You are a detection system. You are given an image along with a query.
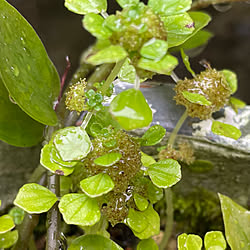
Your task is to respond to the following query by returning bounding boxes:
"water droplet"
[10,65,19,77]
[20,37,25,45]
[212,3,232,12]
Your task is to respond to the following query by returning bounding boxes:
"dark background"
[7,0,250,103]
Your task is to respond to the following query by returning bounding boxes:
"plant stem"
[170,71,180,83]
[191,0,247,10]
[134,74,140,90]
[81,111,93,129]
[159,189,174,250]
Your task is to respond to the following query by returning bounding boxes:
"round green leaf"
[118,58,137,84]
[0,230,18,249]
[141,151,156,168]
[59,193,101,226]
[148,159,181,188]
[137,238,158,250]
[182,91,211,106]
[83,13,112,40]
[65,0,107,14]
[8,207,25,225]
[0,77,44,147]
[140,38,168,60]
[86,45,127,65]
[54,126,91,161]
[94,152,122,167]
[80,173,114,197]
[211,121,242,140]
[141,125,166,146]
[178,233,203,250]
[116,0,139,8]
[137,54,178,75]
[0,215,15,234]
[134,193,149,211]
[204,231,227,250]
[68,234,123,250]
[13,183,58,214]
[221,69,237,94]
[0,0,60,126]
[110,88,152,130]
[40,144,75,176]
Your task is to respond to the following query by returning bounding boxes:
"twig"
[191,0,247,10]
[170,71,180,83]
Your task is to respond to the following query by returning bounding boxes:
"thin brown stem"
[191,0,247,10]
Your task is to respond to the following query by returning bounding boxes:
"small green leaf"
[147,182,163,204]
[204,231,227,250]
[148,159,181,188]
[218,193,250,250]
[141,151,156,167]
[118,58,137,84]
[116,0,139,8]
[182,91,211,106]
[65,0,107,14]
[140,38,168,60]
[126,205,160,239]
[104,15,122,32]
[109,88,152,130]
[40,144,75,176]
[137,54,178,75]
[178,233,203,250]
[80,173,114,197]
[14,183,58,214]
[211,121,242,140]
[94,152,122,167]
[0,230,18,249]
[188,160,214,173]
[148,0,192,16]
[68,234,123,250]
[86,45,127,65]
[59,193,101,226]
[83,13,112,39]
[134,193,148,211]
[0,0,60,126]
[54,126,91,161]
[221,69,237,94]
[137,238,158,250]
[180,48,195,77]
[141,125,166,146]
[0,215,15,234]
[229,97,246,113]
[8,207,25,225]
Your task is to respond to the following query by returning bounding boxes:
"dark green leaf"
[80,173,114,197]
[141,151,156,167]
[116,0,139,8]
[8,207,25,225]
[0,77,44,147]
[94,152,122,167]
[182,91,211,106]
[65,0,107,14]
[134,193,148,211]
[221,69,237,94]
[109,88,152,130]
[14,183,58,214]
[59,193,101,226]
[0,0,60,126]
[0,215,15,233]
[204,231,227,250]
[218,193,250,250]
[68,234,123,250]
[211,121,241,140]
[137,238,158,250]
[141,125,166,146]
[180,48,195,77]
[177,233,202,250]
[0,230,18,249]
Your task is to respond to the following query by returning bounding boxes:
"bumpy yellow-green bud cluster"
[65,79,87,114]
[174,68,231,120]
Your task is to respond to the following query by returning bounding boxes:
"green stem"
[134,74,140,90]
[81,111,93,129]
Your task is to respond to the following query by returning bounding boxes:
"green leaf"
[140,38,168,60]
[204,231,227,250]
[137,54,178,75]
[188,160,214,173]
[137,238,158,250]
[94,152,122,167]
[0,230,18,249]
[148,0,192,16]
[65,0,107,14]
[178,233,203,250]
[0,77,44,147]
[211,121,242,140]
[116,0,139,8]
[83,13,112,39]
[118,58,137,84]
[0,215,15,233]
[14,183,57,214]
[126,205,160,239]
[86,45,127,65]
[109,88,152,130]
[182,91,211,106]
[180,48,195,77]
[162,13,195,48]
[134,193,148,211]
[148,159,181,188]
[0,0,60,126]
[229,97,246,113]
[68,234,123,250]
[141,151,156,167]
[218,193,250,250]
[40,144,75,176]
[54,126,91,161]
[80,173,114,197]
[59,193,101,226]
[141,125,166,146]
[147,182,163,204]
[221,69,237,94]
[8,207,25,225]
